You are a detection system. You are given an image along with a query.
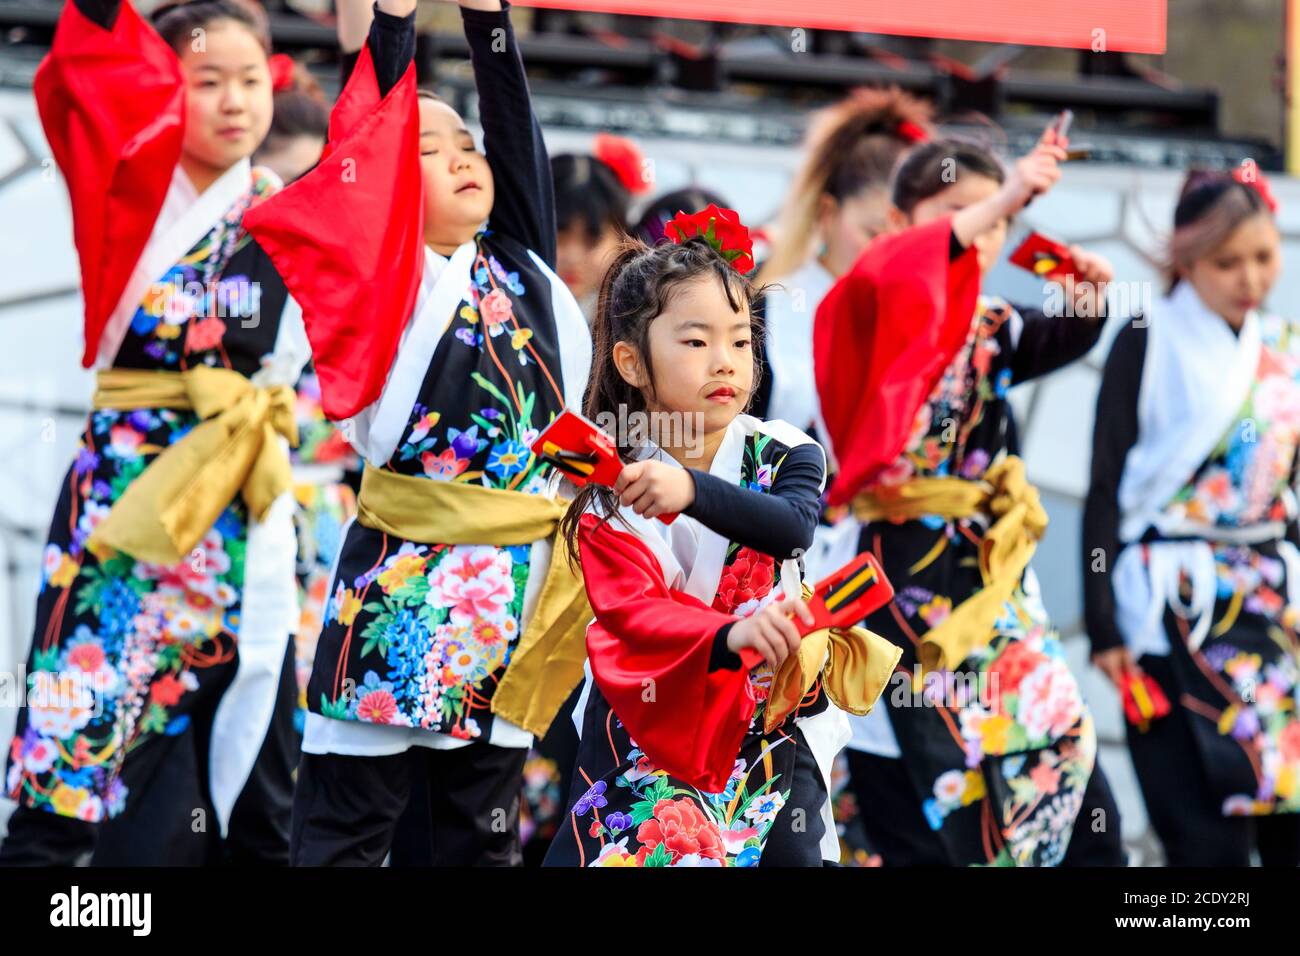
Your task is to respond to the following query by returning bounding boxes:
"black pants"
[393,686,587,868]
[845,748,1126,866]
[290,744,528,866]
[1129,654,1300,867]
[0,639,298,867]
[758,729,828,867]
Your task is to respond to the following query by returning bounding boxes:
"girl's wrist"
[680,469,697,510]
[376,0,417,18]
[993,182,1025,219]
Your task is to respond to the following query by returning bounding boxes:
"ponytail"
[760,87,932,285]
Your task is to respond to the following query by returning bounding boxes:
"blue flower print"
[489,255,526,296]
[486,440,529,480]
[605,811,634,833]
[922,797,947,831]
[573,780,608,816]
[447,425,489,460]
[994,367,1013,399]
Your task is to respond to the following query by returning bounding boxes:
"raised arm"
[1008,305,1104,383]
[71,0,118,29]
[243,0,424,423]
[951,128,1066,250]
[363,0,415,96]
[336,0,370,87]
[38,0,184,367]
[338,0,374,53]
[461,0,556,264]
[814,216,981,504]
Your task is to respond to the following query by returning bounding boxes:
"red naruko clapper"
[531,409,677,524]
[1009,231,1078,282]
[795,551,895,637]
[1120,671,1171,732]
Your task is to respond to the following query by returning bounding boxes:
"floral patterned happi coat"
[854,297,1099,866]
[307,236,587,742]
[6,168,300,823]
[292,2,591,750]
[1143,314,1300,816]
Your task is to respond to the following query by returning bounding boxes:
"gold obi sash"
[355,463,591,737]
[850,455,1048,673]
[763,586,902,733]
[86,367,298,566]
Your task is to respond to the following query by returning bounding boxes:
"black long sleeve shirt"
[689,442,825,670]
[72,0,117,29]
[1081,322,1145,654]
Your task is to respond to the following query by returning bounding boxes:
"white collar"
[179,156,252,204]
[1167,280,1259,341]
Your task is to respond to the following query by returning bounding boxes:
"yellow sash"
[86,367,298,566]
[851,455,1047,673]
[355,464,591,737]
[763,584,902,733]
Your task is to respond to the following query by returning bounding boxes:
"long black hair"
[557,234,767,566]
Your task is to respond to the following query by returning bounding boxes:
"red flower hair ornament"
[1232,164,1279,214]
[896,119,930,144]
[664,203,756,274]
[268,53,296,93]
[593,133,652,196]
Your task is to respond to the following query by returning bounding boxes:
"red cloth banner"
[517,0,1167,54]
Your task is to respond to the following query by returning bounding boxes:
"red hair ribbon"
[592,132,651,196]
[1233,164,1278,214]
[665,203,755,273]
[268,52,296,93]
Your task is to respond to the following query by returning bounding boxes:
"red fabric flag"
[579,513,755,793]
[35,0,184,367]
[327,45,378,151]
[244,46,425,422]
[814,216,981,506]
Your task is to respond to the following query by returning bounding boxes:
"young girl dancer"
[553,135,648,322]
[1085,169,1300,865]
[244,0,592,865]
[814,132,1126,866]
[544,208,899,868]
[755,88,931,432]
[2,0,307,865]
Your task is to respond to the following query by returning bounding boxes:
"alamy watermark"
[143,275,265,329]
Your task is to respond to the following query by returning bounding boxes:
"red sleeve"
[243,45,424,422]
[579,513,756,793]
[34,0,184,368]
[814,216,982,506]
